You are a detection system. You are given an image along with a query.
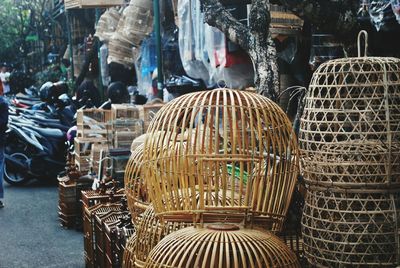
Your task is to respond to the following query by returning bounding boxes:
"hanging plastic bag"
[369,0,397,31]
[392,0,400,23]
[178,0,210,82]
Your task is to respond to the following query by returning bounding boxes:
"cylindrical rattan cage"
[299,38,400,188]
[144,225,300,268]
[125,143,149,222]
[302,189,400,267]
[143,88,299,231]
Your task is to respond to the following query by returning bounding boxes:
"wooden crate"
[89,143,110,176]
[59,181,79,228]
[111,104,140,120]
[113,119,144,132]
[65,0,124,9]
[114,131,142,149]
[74,137,110,173]
[83,203,122,268]
[77,109,113,139]
[138,102,164,131]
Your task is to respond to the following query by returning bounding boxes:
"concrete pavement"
[0,180,84,268]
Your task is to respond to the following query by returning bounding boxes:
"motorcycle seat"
[27,126,64,139]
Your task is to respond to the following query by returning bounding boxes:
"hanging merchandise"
[119,0,153,47]
[140,34,157,78]
[162,28,185,79]
[177,0,211,83]
[202,3,254,89]
[94,8,121,43]
[204,24,253,89]
[99,44,110,86]
[392,0,400,22]
[369,0,398,31]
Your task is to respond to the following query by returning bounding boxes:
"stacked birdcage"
[108,0,153,66]
[299,31,400,267]
[123,88,301,267]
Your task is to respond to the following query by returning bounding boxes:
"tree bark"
[202,0,279,100]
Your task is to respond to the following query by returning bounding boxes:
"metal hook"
[357,30,368,57]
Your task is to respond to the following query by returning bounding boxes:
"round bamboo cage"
[299,32,400,188]
[144,225,300,268]
[134,205,192,268]
[302,189,400,267]
[130,133,148,153]
[143,88,299,231]
[122,233,137,268]
[125,144,149,223]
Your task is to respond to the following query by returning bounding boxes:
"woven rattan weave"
[143,88,299,230]
[302,189,400,267]
[133,205,191,268]
[299,32,400,188]
[122,233,136,268]
[124,144,148,223]
[144,225,300,268]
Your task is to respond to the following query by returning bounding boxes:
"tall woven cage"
[144,225,300,268]
[143,88,299,232]
[302,189,400,267]
[124,143,149,222]
[299,31,400,189]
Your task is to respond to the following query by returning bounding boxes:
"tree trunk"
[248,36,279,101]
[202,0,280,99]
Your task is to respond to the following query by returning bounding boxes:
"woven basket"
[299,32,400,188]
[125,143,149,223]
[133,206,191,268]
[302,189,400,267]
[143,88,299,231]
[122,233,137,268]
[145,225,300,268]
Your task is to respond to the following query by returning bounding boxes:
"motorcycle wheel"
[4,152,31,185]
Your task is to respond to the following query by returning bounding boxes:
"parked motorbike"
[4,82,76,185]
[4,112,68,185]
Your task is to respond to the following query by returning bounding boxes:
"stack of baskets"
[299,31,400,267]
[108,0,153,66]
[123,88,301,267]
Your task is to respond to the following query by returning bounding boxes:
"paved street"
[0,180,84,268]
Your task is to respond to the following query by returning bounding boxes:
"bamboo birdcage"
[124,144,148,222]
[302,189,400,267]
[95,8,121,43]
[132,206,192,268]
[143,88,299,231]
[122,233,137,268]
[144,225,300,268]
[299,31,400,189]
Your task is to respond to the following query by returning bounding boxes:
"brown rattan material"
[302,189,400,267]
[133,205,191,268]
[143,88,299,230]
[144,225,300,268]
[124,144,149,223]
[299,51,400,188]
[122,233,137,268]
